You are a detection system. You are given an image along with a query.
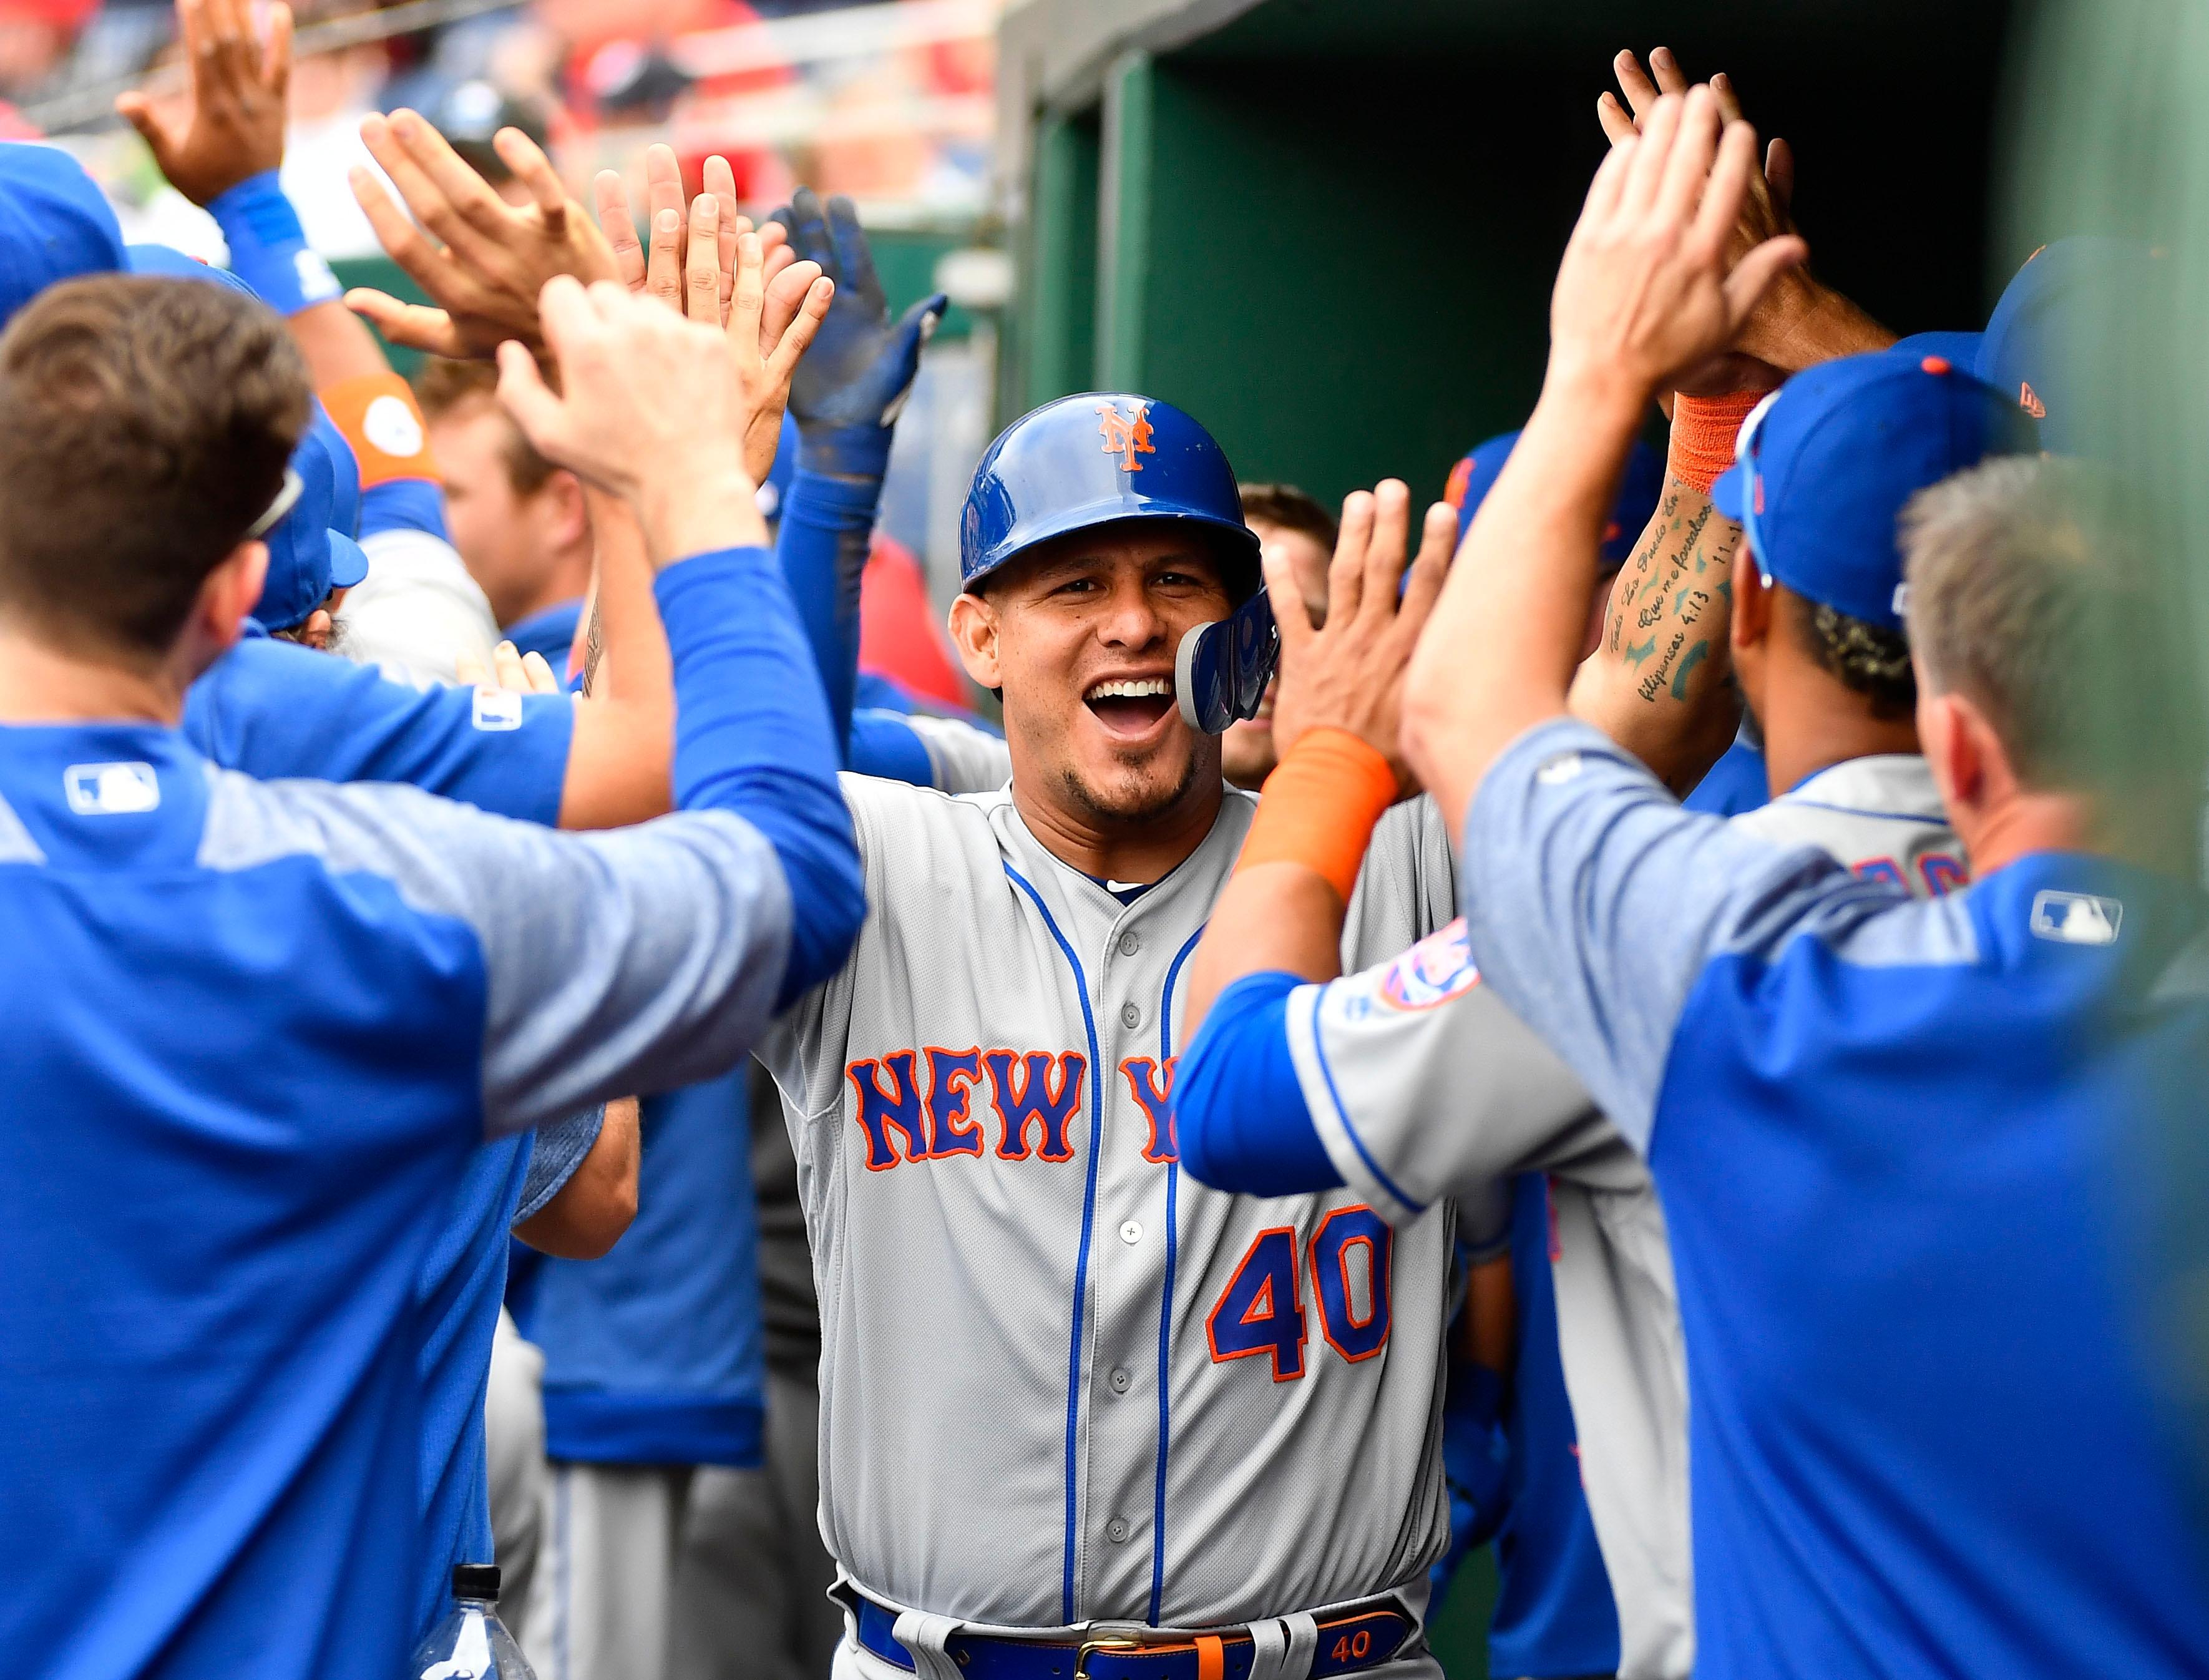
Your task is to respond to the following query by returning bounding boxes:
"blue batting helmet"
[959,393,1262,599]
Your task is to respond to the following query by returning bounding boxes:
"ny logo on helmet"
[1096,402,1156,472]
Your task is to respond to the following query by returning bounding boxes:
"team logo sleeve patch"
[1379,917,1481,1010]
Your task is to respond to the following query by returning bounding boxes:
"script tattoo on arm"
[581,602,605,697]
[1599,478,1739,706]
[1570,466,1747,793]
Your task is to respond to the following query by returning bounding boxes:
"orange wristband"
[1236,728,1398,903]
[1667,390,1762,494]
[320,373,439,487]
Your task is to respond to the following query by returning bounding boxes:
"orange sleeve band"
[319,372,440,488]
[1235,728,1398,903]
[1666,389,1763,494]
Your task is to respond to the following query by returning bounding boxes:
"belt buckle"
[1072,1634,1148,1680]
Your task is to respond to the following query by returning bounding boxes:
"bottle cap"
[452,1564,501,1601]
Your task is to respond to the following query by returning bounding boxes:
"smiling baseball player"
[757,394,1462,1680]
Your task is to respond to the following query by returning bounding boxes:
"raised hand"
[345,111,618,359]
[592,147,799,313]
[1596,49,1887,374]
[674,194,834,484]
[772,188,945,452]
[116,0,292,206]
[1267,481,1457,794]
[1550,87,1806,411]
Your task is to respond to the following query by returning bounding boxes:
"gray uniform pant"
[485,1309,549,1620]
[514,1370,840,1680]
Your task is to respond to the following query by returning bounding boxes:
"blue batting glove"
[771,187,945,478]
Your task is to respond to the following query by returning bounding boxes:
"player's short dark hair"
[1238,482,1339,552]
[0,275,308,663]
[1785,592,1917,720]
[412,355,558,494]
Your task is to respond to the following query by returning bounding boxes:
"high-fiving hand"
[1549,86,1807,411]
[346,112,619,358]
[1267,481,1457,797]
[116,0,291,206]
[495,256,811,563]
[587,147,832,484]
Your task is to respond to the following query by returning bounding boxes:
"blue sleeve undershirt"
[848,708,937,786]
[1172,970,1343,1196]
[772,468,879,762]
[655,546,864,1007]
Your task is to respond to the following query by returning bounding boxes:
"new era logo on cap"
[2029,889,2122,945]
[63,761,160,815]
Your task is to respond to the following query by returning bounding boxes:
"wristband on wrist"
[1235,728,1398,902]
[795,420,895,480]
[207,171,341,318]
[1667,390,1763,494]
[320,373,437,488]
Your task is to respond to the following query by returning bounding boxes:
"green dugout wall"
[1000,0,2017,509]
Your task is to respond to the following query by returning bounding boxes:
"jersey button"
[1120,1001,1142,1028]
[1119,931,1141,956]
[1105,1517,1131,1544]
[1109,1365,1132,1394]
[1119,1219,1144,1245]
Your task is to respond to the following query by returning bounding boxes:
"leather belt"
[850,1590,1416,1680]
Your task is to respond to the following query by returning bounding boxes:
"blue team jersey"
[1488,1176,1622,1679]
[504,598,584,668]
[178,622,585,1638]
[182,627,575,828]
[1462,716,2209,1680]
[0,546,844,1680]
[523,1068,766,1467]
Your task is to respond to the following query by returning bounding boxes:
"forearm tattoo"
[582,603,605,697]
[1604,482,1741,705]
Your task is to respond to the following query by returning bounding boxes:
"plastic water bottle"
[408,1564,537,1680]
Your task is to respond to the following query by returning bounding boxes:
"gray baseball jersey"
[758,779,1457,1657]
[1279,751,1959,1680]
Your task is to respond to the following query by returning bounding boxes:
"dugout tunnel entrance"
[995,0,2020,514]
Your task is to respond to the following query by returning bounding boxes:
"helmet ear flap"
[1176,588,1280,734]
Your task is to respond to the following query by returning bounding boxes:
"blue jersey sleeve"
[849,708,937,786]
[1459,716,1852,1152]
[1172,970,1343,1196]
[773,469,879,758]
[197,544,861,1138]
[182,635,575,826]
[515,1106,604,1223]
[361,479,451,542]
[656,547,864,1007]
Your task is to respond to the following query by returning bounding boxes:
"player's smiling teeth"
[1085,677,1172,701]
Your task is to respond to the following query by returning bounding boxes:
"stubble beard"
[1056,743,1203,829]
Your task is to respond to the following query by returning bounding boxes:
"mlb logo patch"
[2029,889,2122,946]
[63,761,160,815]
[471,687,524,732]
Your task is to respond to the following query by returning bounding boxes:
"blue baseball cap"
[1449,429,1663,567]
[125,242,259,297]
[0,142,125,329]
[1711,348,2037,632]
[1891,330,1984,366]
[1976,236,2158,455]
[256,416,371,631]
